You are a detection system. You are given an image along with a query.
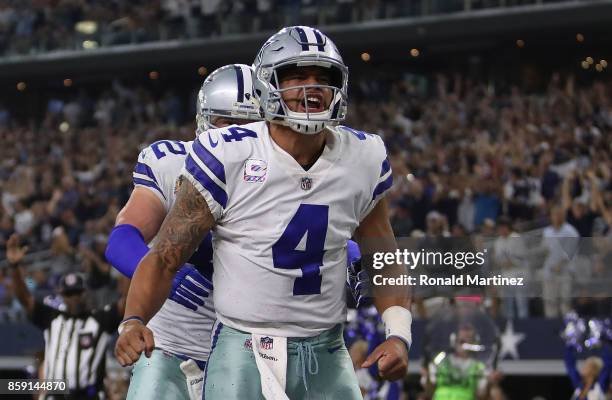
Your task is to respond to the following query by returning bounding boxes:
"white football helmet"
[253,26,349,135]
[196,64,262,135]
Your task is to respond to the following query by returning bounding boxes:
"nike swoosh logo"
[208,132,218,148]
[327,345,342,354]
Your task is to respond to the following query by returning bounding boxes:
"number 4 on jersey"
[272,204,329,295]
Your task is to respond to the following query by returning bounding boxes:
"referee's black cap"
[59,273,86,295]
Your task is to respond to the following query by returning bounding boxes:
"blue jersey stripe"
[185,155,228,208]
[372,174,393,200]
[193,139,226,184]
[134,162,158,184]
[133,177,166,200]
[380,157,391,177]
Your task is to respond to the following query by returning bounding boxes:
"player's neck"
[268,122,326,167]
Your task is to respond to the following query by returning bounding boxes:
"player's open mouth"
[299,93,325,113]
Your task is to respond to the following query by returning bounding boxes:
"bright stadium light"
[75,21,98,35]
[410,48,420,57]
[16,82,26,91]
[82,40,99,49]
[361,52,371,62]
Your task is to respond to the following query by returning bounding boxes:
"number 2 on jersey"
[151,140,187,159]
[272,204,329,295]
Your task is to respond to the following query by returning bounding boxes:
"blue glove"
[346,240,369,308]
[168,264,213,311]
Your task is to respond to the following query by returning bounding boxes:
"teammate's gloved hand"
[168,264,213,311]
[346,240,369,308]
[115,320,155,367]
[361,337,409,381]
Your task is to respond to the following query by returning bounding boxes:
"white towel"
[252,333,289,400]
[179,358,204,400]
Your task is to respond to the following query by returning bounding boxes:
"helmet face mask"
[253,26,349,135]
[195,64,262,136]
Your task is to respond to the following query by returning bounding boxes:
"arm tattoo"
[149,178,215,273]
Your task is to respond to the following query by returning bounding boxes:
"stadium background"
[0,0,611,399]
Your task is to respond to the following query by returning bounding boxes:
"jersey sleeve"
[132,145,170,211]
[181,130,228,221]
[359,135,393,221]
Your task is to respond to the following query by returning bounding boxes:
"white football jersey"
[133,139,216,361]
[181,121,392,337]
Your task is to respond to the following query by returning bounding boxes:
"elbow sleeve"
[105,224,150,278]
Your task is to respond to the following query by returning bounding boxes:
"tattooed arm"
[124,179,215,323]
[115,179,215,366]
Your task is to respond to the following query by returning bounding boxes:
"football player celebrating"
[106,64,261,400]
[116,26,411,399]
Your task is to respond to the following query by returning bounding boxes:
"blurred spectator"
[493,216,529,319]
[564,343,611,400]
[541,206,579,318]
[561,170,601,237]
[81,233,117,308]
[48,226,79,276]
[422,323,502,400]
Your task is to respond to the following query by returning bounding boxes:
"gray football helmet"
[253,26,349,135]
[196,64,262,135]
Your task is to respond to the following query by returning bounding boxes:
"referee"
[6,235,125,399]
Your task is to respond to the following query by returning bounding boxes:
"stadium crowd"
[0,71,610,323]
[0,0,567,56]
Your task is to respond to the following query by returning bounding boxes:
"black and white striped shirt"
[31,301,120,393]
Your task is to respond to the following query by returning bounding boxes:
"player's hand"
[168,264,212,311]
[114,321,155,367]
[6,234,28,265]
[361,337,409,381]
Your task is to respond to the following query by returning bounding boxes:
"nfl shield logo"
[260,337,274,350]
[300,177,312,191]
